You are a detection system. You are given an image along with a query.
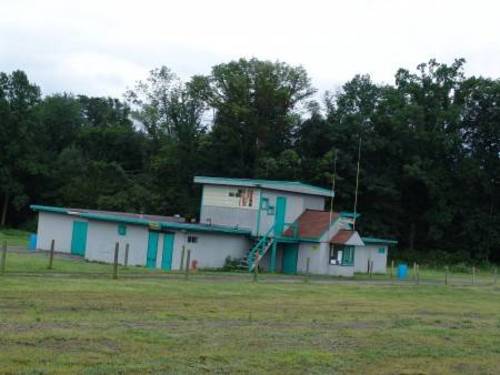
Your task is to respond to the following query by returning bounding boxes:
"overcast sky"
[1,0,499,98]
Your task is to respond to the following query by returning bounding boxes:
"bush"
[221,256,242,272]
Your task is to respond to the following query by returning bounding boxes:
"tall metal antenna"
[328,149,337,229]
[353,137,362,230]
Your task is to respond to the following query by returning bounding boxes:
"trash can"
[397,263,408,280]
[28,234,37,251]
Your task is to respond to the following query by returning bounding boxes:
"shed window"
[378,247,385,254]
[118,224,127,236]
[187,235,198,243]
[329,245,354,266]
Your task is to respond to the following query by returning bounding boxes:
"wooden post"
[253,253,260,282]
[416,263,420,285]
[0,241,6,274]
[444,266,448,286]
[48,239,55,270]
[112,242,119,280]
[494,267,497,286]
[413,262,416,282]
[124,243,129,268]
[369,260,373,279]
[305,257,310,283]
[390,260,394,280]
[472,266,475,285]
[180,246,185,271]
[185,250,191,280]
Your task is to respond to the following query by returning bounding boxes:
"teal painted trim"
[247,225,275,271]
[193,176,335,197]
[161,233,175,271]
[31,205,251,236]
[361,236,398,245]
[146,231,159,268]
[339,211,361,219]
[282,243,299,274]
[274,196,287,236]
[70,221,88,256]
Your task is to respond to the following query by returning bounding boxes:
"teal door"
[161,233,175,271]
[274,196,287,236]
[282,243,298,273]
[71,221,88,256]
[146,231,159,268]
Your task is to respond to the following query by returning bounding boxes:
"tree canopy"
[1,58,499,263]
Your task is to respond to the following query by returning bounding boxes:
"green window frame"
[378,247,385,254]
[341,246,354,266]
[118,224,127,236]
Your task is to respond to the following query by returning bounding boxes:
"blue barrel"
[397,264,408,280]
[28,234,37,251]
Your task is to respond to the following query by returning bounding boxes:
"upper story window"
[228,188,254,208]
[187,235,198,243]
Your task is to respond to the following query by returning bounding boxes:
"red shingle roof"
[284,210,340,238]
[330,229,354,244]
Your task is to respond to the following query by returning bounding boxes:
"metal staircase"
[240,225,275,272]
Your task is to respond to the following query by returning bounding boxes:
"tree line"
[1,58,499,263]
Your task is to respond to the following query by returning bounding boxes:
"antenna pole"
[328,149,337,229]
[353,137,362,230]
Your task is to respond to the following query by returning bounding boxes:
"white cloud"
[1,0,499,97]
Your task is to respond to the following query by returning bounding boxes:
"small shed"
[354,237,398,274]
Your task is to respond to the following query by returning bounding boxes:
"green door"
[146,231,159,268]
[282,243,298,274]
[274,196,287,236]
[161,233,175,271]
[71,221,88,256]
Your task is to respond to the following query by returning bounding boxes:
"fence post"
[185,249,191,280]
[444,266,448,286]
[416,263,420,285]
[48,239,55,270]
[472,266,475,285]
[413,262,416,282]
[180,246,185,271]
[112,242,119,280]
[124,243,129,268]
[305,257,310,283]
[253,253,260,282]
[390,260,394,281]
[0,241,6,275]
[494,267,498,286]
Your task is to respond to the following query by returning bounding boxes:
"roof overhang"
[194,176,334,198]
[31,205,252,236]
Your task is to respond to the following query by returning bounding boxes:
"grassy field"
[0,228,30,247]
[1,252,500,374]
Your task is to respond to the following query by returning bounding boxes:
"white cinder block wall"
[37,212,76,253]
[354,245,388,273]
[169,232,251,270]
[297,242,354,277]
[85,221,149,266]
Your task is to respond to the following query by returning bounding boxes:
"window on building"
[378,247,386,254]
[329,245,354,266]
[187,235,198,243]
[118,224,127,236]
[229,188,254,208]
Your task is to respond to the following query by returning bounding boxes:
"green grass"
[1,252,500,374]
[0,228,30,246]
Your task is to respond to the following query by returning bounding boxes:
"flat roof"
[361,236,398,245]
[194,176,334,198]
[31,205,252,236]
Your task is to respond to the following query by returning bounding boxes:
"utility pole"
[353,137,362,230]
